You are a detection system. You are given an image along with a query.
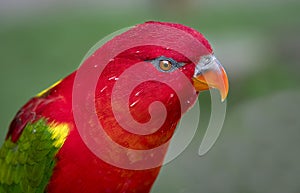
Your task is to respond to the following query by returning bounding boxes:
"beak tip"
[221,94,227,102]
[220,79,229,102]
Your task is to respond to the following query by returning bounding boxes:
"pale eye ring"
[159,60,172,71]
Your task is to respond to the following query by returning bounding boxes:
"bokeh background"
[0,0,300,192]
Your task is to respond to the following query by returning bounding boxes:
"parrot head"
[74,21,229,152]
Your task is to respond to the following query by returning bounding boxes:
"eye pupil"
[159,60,172,71]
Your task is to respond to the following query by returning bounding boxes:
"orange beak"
[192,55,229,101]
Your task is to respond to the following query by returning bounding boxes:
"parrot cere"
[0,21,228,193]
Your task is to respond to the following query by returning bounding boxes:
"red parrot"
[0,21,228,193]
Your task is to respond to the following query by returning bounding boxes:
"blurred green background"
[0,0,300,192]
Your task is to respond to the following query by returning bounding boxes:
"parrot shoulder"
[0,119,70,193]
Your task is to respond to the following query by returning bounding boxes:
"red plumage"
[5,21,221,193]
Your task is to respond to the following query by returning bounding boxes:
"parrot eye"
[159,60,172,71]
[151,56,184,73]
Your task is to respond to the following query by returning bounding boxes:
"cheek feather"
[129,81,181,125]
[179,63,197,82]
[94,58,185,150]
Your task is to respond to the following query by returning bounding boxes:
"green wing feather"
[0,119,69,193]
